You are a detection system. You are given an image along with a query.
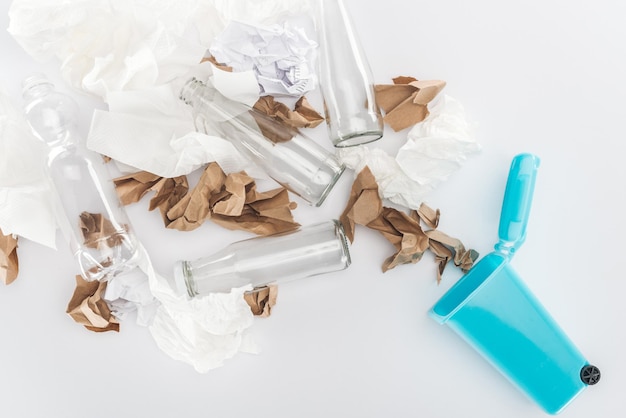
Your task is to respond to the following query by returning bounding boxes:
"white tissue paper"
[0,85,57,248]
[8,0,220,98]
[121,244,257,373]
[87,63,265,178]
[338,95,481,209]
[209,17,318,99]
[101,242,256,372]
[213,0,312,26]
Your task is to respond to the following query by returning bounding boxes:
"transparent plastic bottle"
[179,77,345,207]
[173,220,351,297]
[22,75,139,281]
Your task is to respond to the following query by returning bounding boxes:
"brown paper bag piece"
[113,171,190,227]
[211,186,299,236]
[79,212,125,249]
[251,96,324,143]
[244,285,278,317]
[339,165,382,242]
[114,171,162,205]
[212,172,254,216]
[201,55,233,72]
[414,203,440,229]
[114,163,299,236]
[167,163,226,231]
[249,106,298,143]
[66,275,120,332]
[367,207,430,272]
[374,76,446,131]
[340,166,478,280]
[253,96,324,129]
[426,229,479,279]
[148,176,190,225]
[1,229,19,285]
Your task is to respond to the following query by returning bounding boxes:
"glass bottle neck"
[22,75,55,103]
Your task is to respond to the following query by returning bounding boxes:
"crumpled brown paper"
[244,285,278,317]
[340,166,478,281]
[254,96,324,129]
[66,275,120,332]
[114,163,299,236]
[201,55,233,72]
[374,76,446,131]
[113,172,189,227]
[338,165,382,243]
[79,212,125,249]
[1,229,19,285]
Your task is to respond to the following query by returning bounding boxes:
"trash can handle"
[495,153,540,257]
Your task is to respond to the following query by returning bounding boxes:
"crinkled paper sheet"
[209,17,318,99]
[338,95,482,209]
[340,166,478,281]
[114,163,300,235]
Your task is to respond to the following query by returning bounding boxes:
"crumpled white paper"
[107,243,257,373]
[209,17,318,99]
[0,85,57,249]
[8,0,220,99]
[213,0,312,26]
[338,95,481,209]
[87,62,265,178]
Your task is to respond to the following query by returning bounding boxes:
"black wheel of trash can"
[580,365,601,385]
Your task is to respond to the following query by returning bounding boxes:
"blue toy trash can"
[429,154,599,414]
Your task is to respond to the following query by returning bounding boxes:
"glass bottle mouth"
[173,260,196,298]
[22,73,54,100]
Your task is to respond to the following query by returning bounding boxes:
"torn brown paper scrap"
[426,229,479,282]
[167,162,226,231]
[382,233,426,272]
[253,95,324,130]
[339,167,477,280]
[148,176,189,225]
[339,165,382,243]
[374,76,446,131]
[211,186,300,236]
[113,171,162,205]
[1,229,19,285]
[415,203,440,229]
[79,212,125,249]
[248,188,298,223]
[66,275,120,332]
[367,207,428,252]
[244,285,278,317]
[212,172,254,216]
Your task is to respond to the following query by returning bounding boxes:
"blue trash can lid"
[494,153,540,258]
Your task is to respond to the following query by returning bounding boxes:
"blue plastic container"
[429,154,599,414]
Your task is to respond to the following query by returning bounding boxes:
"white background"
[1,0,625,417]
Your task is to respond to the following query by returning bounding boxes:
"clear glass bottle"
[22,74,139,281]
[315,0,384,147]
[179,77,345,207]
[173,220,351,296]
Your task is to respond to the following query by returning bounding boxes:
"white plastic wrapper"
[0,85,57,249]
[338,95,481,209]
